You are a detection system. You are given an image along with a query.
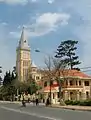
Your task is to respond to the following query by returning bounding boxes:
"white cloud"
[10,12,70,37]
[48,0,54,4]
[0,0,37,5]
[29,12,70,36]
[1,22,8,26]
[31,0,37,2]
[0,0,28,5]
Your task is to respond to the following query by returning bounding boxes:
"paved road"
[0,103,91,120]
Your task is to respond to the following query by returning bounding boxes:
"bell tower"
[16,27,31,82]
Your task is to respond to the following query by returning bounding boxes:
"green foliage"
[55,40,81,69]
[65,100,91,106]
[18,82,29,93]
[0,70,17,100]
[0,68,41,100]
[28,79,40,95]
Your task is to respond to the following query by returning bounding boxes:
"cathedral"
[16,27,42,83]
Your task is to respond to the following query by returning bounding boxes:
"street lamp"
[35,49,52,105]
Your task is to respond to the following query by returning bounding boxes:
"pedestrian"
[21,94,26,107]
[36,98,39,106]
[46,98,50,106]
[33,97,35,105]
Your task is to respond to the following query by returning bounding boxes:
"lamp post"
[35,49,52,105]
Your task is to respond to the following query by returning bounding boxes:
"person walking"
[35,97,39,106]
[21,93,26,107]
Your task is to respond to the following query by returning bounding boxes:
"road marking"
[1,106,61,120]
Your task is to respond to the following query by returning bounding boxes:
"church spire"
[19,27,30,50]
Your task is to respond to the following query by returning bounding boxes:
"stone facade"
[16,27,31,82]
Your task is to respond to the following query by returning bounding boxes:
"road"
[0,102,91,120]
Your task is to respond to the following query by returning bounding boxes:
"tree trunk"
[50,80,52,105]
[59,79,62,105]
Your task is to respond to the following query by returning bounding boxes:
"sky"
[0,0,91,76]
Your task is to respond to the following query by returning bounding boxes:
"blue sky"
[0,0,91,75]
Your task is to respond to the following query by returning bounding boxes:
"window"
[23,61,28,66]
[53,93,55,99]
[66,80,68,85]
[79,81,81,85]
[76,80,78,85]
[32,69,36,72]
[41,77,44,79]
[24,40,26,43]
[84,81,89,86]
[79,92,82,98]
[50,80,53,85]
[44,81,47,87]
[86,92,89,99]
[36,76,40,80]
[57,92,60,98]
[70,80,73,85]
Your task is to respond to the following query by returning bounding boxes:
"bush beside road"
[65,100,91,106]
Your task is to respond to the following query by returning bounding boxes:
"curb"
[0,101,21,104]
[48,105,91,112]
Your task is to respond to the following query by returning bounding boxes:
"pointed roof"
[31,61,37,68]
[18,27,30,50]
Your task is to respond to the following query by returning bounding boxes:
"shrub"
[72,101,80,105]
[65,100,73,105]
[65,100,91,106]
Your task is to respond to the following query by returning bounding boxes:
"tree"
[43,56,68,105]
[27,75,39,95]
[3,71,11,86]
[55,40,81,70]
[0,66,2,73]
[1,70,17,101]
[53,58,67,105]
[44,55,54,105]
[0,76,2,85]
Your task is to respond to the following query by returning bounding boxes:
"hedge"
[65,100,91,106]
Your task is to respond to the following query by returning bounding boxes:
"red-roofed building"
[38,69,91,104]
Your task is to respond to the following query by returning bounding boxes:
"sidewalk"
[0,101,21,104]
[50,104,91,111]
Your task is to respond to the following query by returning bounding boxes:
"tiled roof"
[38,86,57,92]
[59,69,91,79]
[39,69,91,79]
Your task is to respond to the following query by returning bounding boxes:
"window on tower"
[24,40,26,43]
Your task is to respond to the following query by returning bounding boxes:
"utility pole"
[48,55,52,105]
[35,49,52,105]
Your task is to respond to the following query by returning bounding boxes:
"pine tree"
[55,40,81,69]
[2,71,16,101]
[3,71,11,86]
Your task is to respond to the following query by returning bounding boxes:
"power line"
[80,66,91,70]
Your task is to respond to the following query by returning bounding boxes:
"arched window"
[44,81,47,87]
